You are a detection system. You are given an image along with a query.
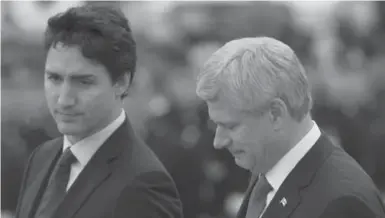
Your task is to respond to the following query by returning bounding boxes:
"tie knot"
[58,148,77,167]
[245,174,272,218]
[254,174,272,198]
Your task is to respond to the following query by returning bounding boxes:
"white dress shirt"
[262,121,321,214]
[63,109,126,191]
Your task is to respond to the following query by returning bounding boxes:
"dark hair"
[44,4,136,97]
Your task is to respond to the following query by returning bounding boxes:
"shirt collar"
[63,109,126,166]
[265,121,321,191]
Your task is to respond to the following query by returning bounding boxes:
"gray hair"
[196,37,312,121]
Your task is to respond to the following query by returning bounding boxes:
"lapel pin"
[280,197,287,207]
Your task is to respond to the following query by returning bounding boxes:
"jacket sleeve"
[319,195,384,218]
[113,171,183,218]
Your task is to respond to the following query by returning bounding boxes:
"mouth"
[55,111,82,120]
[230,150,243,156]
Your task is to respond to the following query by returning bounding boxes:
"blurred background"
[1,1,385,218]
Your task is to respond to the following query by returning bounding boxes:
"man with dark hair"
[15,4,183,218]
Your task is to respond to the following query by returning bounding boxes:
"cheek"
[44,85,57,106]
[231,127,257,148]
[233,126,270,155]
[79,91,100,111]
[79,88,115,116]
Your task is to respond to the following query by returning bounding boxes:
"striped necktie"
[245,174,272,218]
[34,148,76,218]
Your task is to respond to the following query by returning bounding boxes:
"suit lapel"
[260,181,301,218]
[261,133,335,218]
[237,173,259,218]
[54,118,135,218]
[19,139,62,218]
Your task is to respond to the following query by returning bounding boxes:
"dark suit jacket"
[15,118,183,218]
[237,132,385,218]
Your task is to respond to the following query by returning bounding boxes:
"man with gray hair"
[196,37,385,218]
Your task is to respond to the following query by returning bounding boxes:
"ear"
[268,98,288,130]
[114,73,130,99]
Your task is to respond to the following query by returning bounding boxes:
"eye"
[47,74,62,83]
[79,79,94,85]
[217,123,237,131]
[227,124,237,130]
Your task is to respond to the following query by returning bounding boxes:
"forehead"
[45,43,107,77]
[207,98,244,123]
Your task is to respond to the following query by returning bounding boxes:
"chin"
[56,122,84,136]
[234,157,250,170]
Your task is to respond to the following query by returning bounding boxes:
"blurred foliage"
[1,1,385,217]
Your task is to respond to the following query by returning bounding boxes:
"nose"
[213,126,231,149]
[57,82,76,107]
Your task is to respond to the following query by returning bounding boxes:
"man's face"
[44,43,121,142]
[207,97,281,174]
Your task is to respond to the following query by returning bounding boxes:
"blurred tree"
[169,2,314,63]
[319,1,385,193]
[145,103,249,218]
[1,122,28,212]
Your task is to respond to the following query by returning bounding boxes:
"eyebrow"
[45,70,59,75]
[210,119,235,127]
[45,71,95,80]
[70,75,95,80]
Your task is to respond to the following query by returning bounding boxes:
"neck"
[286,114,313,150]
[253,115,313,176]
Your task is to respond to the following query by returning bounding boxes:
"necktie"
[245,174,272,218]
[34,148,76,218]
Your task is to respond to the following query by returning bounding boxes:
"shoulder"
[116,119,169,174]
[319,195,385,218]
[112,131,183,217]
[308,146,385,217]
[20,137,62,185]
[35,137,62,152]
[117,129,177,189]
[317,145,378,192]
[113,168,183,218]
[125,134,169,174]
[29,137,62,161]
